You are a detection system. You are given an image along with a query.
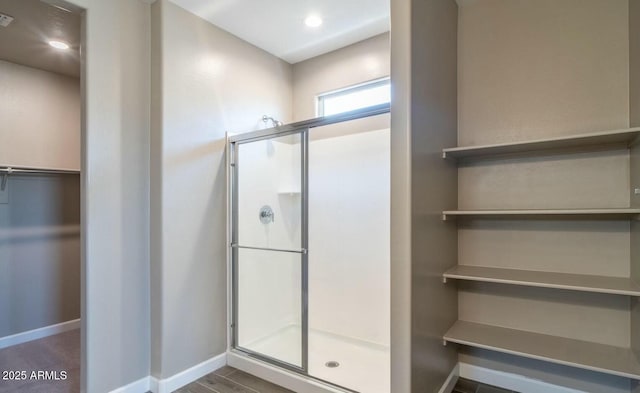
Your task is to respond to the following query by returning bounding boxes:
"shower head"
[262,115,283,127]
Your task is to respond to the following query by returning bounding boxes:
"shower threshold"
[230,328,390,393]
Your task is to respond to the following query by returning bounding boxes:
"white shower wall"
[237,127,390,365]
[308,128,390,347]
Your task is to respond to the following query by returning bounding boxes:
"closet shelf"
[443,265,640,296]
[442,208,640,220]
[442,127,640,159]
[444,321,640,380]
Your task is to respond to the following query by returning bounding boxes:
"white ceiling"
[169,0,390,64]
[0,0,80,77]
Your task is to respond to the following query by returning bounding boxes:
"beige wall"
[292,33,390,121]
[389,0,412,391]
[458,150,630,210]
[408,0,459,391]
[0,60,80,170]
[390,0,459,392]
[52,0,153,391]
[458,0,629,146]
[151,0,292,378]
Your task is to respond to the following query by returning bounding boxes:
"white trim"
[226,131,233,352]
[149,377,159,393]
[459,362,587,393]
[227,351,349,393]
[108,377,151,393]
[438,364,459,393]
[0,319,80,349]
[150,353,227,393]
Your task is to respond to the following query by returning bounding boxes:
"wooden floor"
[176,366,516,393]
[175,366,294,393]
[0,329,80,393]
[452,378,517,393]
[0,331,515,393]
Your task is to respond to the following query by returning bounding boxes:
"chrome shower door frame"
[228,103,390,384]
[229,126,309,373]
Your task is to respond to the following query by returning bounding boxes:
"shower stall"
[228,105,390,393]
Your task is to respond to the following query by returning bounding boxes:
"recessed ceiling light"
[0,13,14,27]
[304,15,323,28]
[48,40,70,50]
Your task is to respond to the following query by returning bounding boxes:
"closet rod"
[0,166,80,175]
[0,166,80,191]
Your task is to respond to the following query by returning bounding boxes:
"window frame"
[316,77,391,117]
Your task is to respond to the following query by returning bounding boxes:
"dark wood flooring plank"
[224,370,295,393]
[175,382,218,393]
[197,373,259,393]
[452,377,479,393]
[211,366,238,377]
[0,329,80,393]
[477,386,514,393]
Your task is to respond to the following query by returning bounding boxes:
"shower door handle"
[231,244,307,254]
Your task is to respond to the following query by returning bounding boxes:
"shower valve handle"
[259,205,274,224]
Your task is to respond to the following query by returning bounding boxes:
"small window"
[317,78,390,117]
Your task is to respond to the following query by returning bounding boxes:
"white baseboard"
[108,353,227,393]
[109,377,151,393]
[0,319,80,349]
[459,362,587,393]
[150,353,227,393]
[438,364,460,393]
[149,377,159,393]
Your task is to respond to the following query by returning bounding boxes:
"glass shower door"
[231,130,307,370]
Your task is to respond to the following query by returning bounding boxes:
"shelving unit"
[436,3,640,391]
[444,321,640,380]
[442,127,640,159]
[442,208,640,220]
[443,265,640,296]
[442,122,640,384]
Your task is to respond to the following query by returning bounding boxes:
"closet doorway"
[0,1,82,392]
